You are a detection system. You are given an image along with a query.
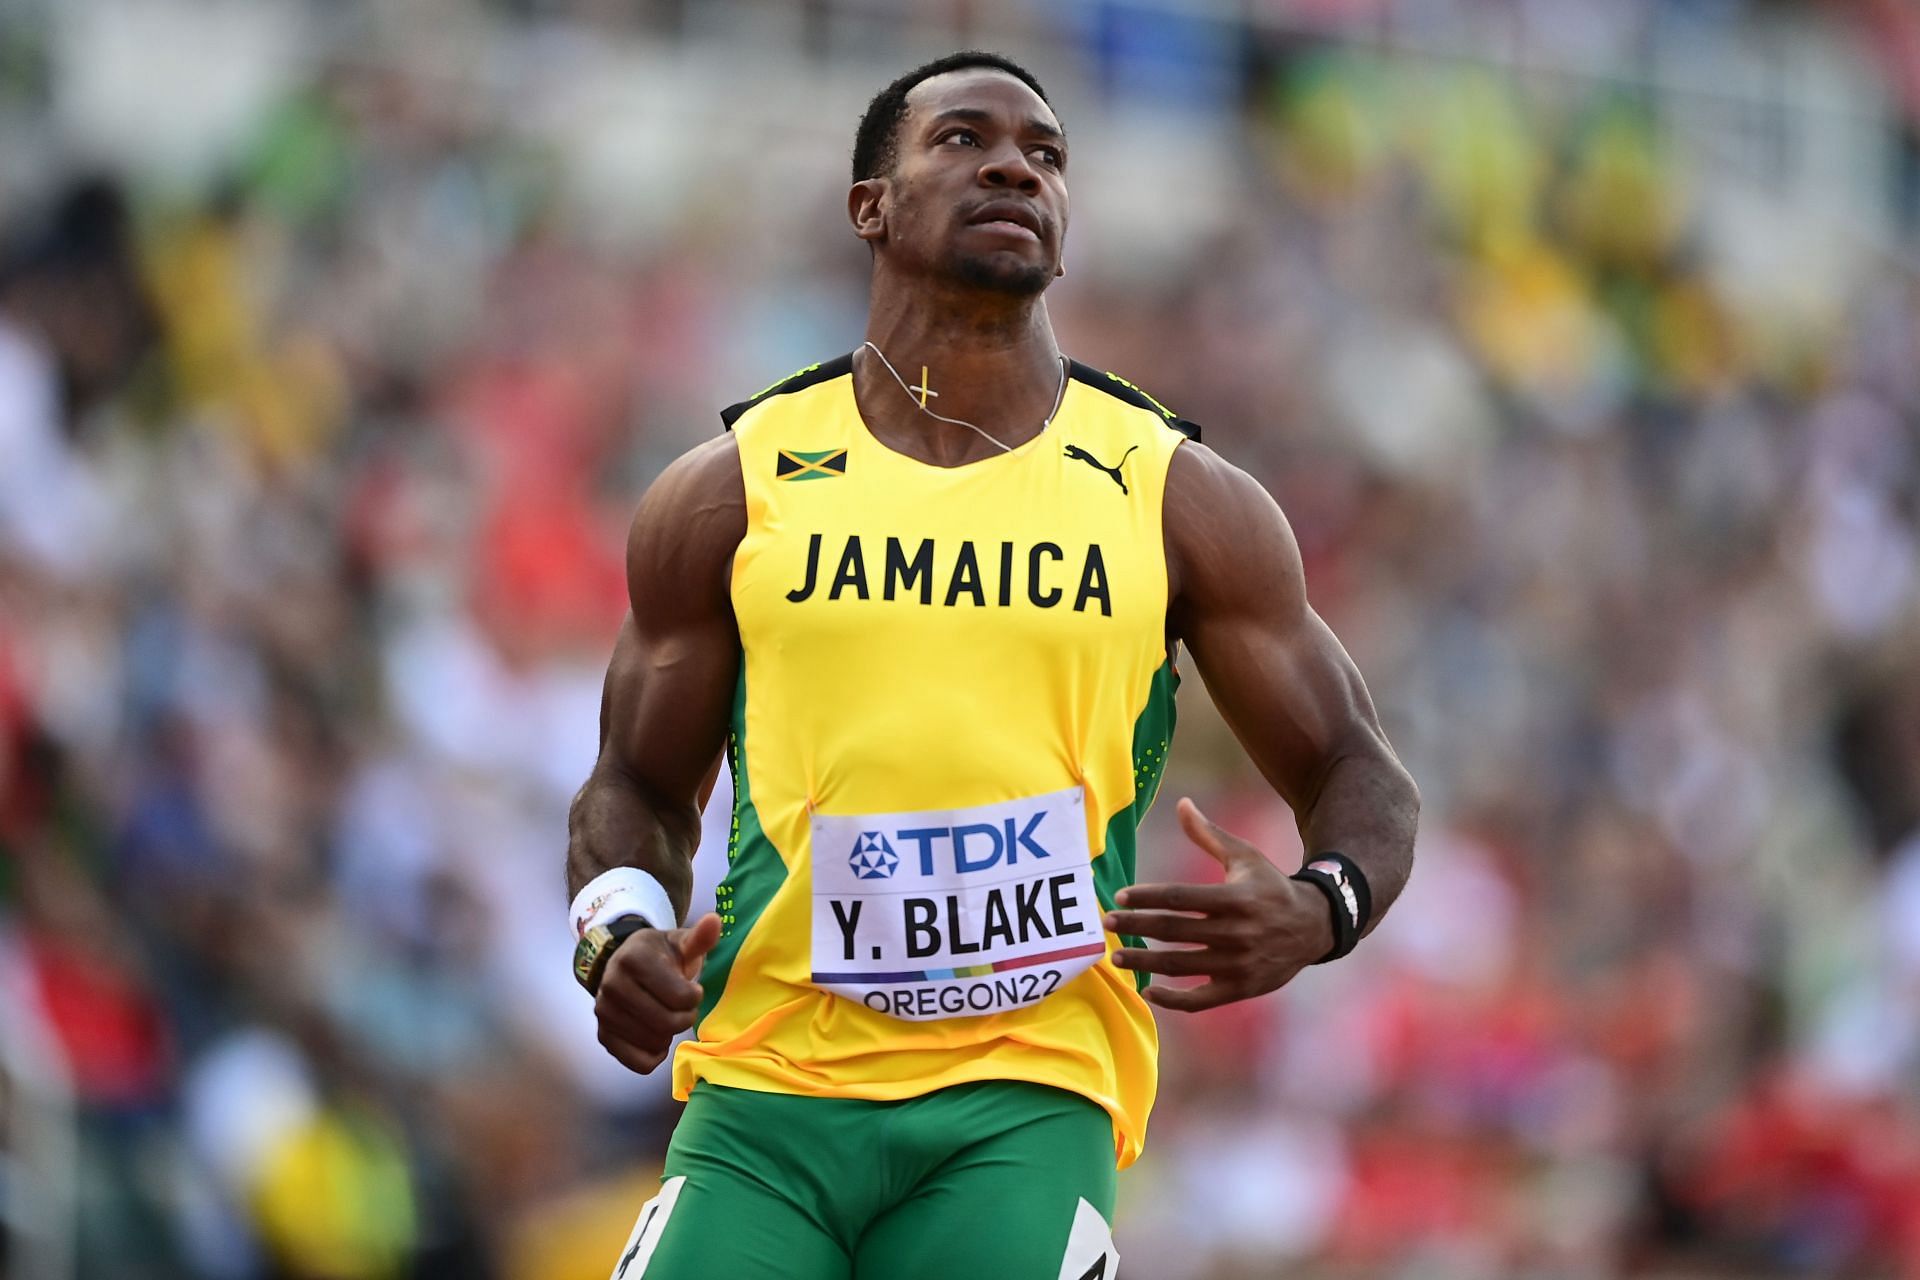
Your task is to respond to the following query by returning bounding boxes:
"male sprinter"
[566,51,1418,1279]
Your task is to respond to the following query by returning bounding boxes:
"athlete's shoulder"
[1065,361,1203,444]
[1163,436,1303,613]
[631,435,745,548]
[719,353,856,431]
[1164,436,1258,510]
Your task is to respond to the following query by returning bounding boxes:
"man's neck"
[856,279,1065,467]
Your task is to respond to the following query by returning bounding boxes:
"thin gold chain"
[860,341,1068,455]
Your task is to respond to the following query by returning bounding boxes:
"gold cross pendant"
[918,366,940,408]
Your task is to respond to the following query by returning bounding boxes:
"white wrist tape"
[570,867,678,940]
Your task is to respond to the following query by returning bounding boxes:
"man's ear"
[849,178,888,244]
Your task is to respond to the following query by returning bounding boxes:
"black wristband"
[1289,852,1372,963]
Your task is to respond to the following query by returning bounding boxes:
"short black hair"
[851,51,1053,185]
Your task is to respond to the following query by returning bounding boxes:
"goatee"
[954,252,1051,297]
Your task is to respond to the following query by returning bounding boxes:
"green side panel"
[697,663,789,1025]
[1093,659,1180,991]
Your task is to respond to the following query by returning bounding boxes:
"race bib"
[810,787,1109,1021]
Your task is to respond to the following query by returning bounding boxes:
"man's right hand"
[593,912,722,1074]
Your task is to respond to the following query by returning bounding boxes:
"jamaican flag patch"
[777,449,848,481]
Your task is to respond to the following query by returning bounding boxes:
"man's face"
[862,68,1069,296]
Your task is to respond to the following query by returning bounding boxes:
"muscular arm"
[565,436,744,1072]
[565,434,745,911]
[1168,442,1418,920]
[1106,442,1419,1009]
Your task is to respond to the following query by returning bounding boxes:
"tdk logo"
[849,832,899,880]
[890,814,1052,876]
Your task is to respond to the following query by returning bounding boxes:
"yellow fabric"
[671,365,1187,1168]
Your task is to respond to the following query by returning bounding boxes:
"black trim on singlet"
[720,354,855,430]
[1066,361,1202,443]
[719,352,1203,444]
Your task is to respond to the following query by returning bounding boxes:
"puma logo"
[1064,444,1138,495]
[615,1204,657,1278]
[1058,1197,1119,1280]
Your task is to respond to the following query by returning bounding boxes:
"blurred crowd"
[3,1,1920,1278]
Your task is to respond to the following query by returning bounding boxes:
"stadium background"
[3,0,1920,1276]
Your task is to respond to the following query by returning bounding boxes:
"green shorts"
[608,1079,1121,1279]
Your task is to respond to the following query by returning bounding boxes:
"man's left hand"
[1103,797,1335,1012]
